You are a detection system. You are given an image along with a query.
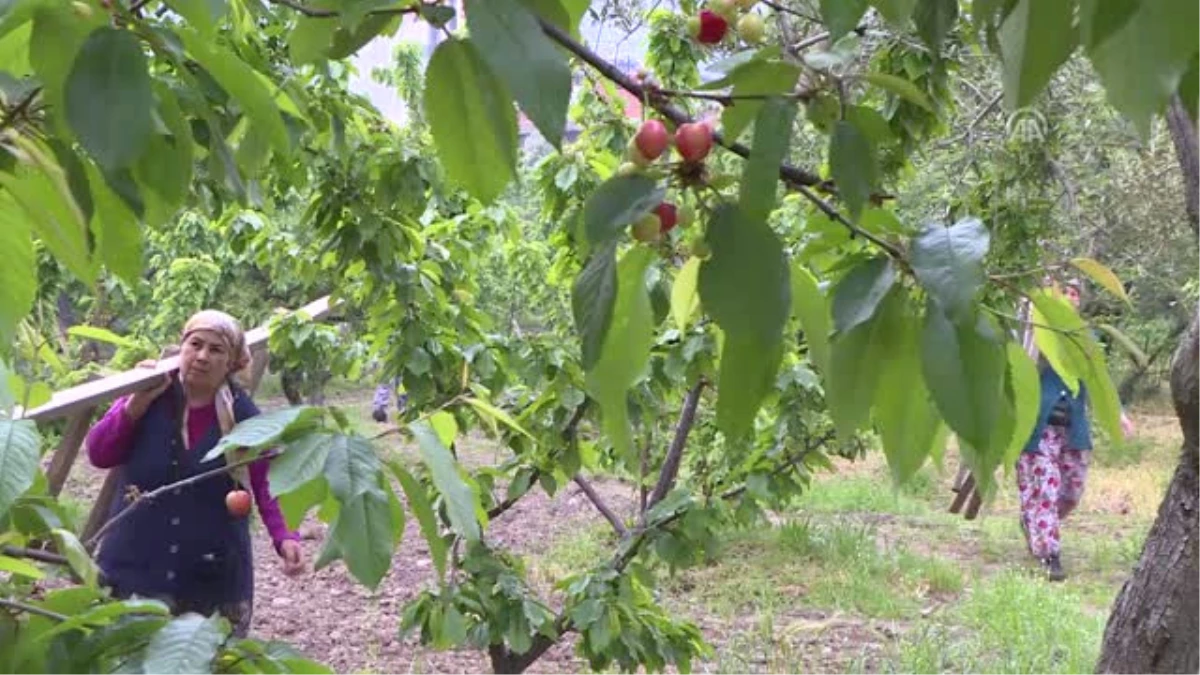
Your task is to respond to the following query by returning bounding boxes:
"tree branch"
[265,0,416,18]
[485,401,589,521]
[0,597,69,622]
[85,450,276,552]
[1,545,69,566]
[572,475,627,536]
[647,380,705,509]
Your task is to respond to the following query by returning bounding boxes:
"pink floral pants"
[1016,426,1091,558]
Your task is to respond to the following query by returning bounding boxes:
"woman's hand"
[124,359,173,421]
[279,539,306,577]
[1120,412,1137,440]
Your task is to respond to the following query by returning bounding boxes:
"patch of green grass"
[529,523,612,585]
[1092,436,1152,468]
[796,477,931,516]
[891,568,1105,673]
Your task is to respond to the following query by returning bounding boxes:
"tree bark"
[1096,311,1199,674]
[1165,95,1198,233]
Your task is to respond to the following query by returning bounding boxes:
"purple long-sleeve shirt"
[86,396,299,553]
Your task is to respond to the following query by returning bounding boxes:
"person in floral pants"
[1016,280,1135,581]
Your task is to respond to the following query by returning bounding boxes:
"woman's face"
[179,329,232,393]
[1064,284,1081,308]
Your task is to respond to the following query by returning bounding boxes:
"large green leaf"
[720,60,801,142]
[829,119,876,221]
[463,396,535,441]
[389,461,447,582]
[830,257,896,334]
[1079,0,1138,50]
[29,4,103,135]
[739,97,796,223]
[287,16,336,65]
[873,299,942,485]
[791,263,831,376]
[910,218,990,320]
[820,0,867,40]
[319,487,396,589]
[166,0,227,36]
[862,72,935,111]
[699,205,791,438]
[143,614,226,674]
[203,407,323,461]
[1070,257,1131,304]
[410,420,483,542]
[870,0,918,27]
[671,256,702,331]
[826,289,901,438]
[572,240,618,370]
[0,192,36,344]
[86,162,142,285]
[998,0,1077,110]
[133,83,194,225]
[1002,341,1042,468]
[520,0,587,37]
[1030,296,1082,395]
[1083,0,1198,135]
[583,174,665,246]
[323,434,383,502]
[465,0,570,148]
[920,304,1009,456]
[0,149,91,282]
[64,27,152,170]
[179,28,290,154]
[424,38,518,204]
[269,432,337,496]
[583,246,656,462]
[912,0,958,54]
[277,477,328,531]
[49,528,99,587]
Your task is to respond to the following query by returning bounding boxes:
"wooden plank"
[45,407,96,497]
[19,296,334,423]
[247,350,270,395]
[964,487,984,520]
[949,473,974,514]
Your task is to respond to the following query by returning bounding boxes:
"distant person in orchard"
[1017,279,1135,581]
[371,375,408,423]
[85,310,307,636]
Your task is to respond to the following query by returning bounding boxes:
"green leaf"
[465,0,571,148]
[49,528,99,587]
[1083,0,1198,136]
[826,289,900,438]
[429,411,458,448]
[204,407,323,461]
[720,60,801,142]
[583,174,665,246]
[179,28,290,155]
[583,246,656,464]
[323,434,383,502]
[920,305,1008,456]
[269,432,336,496]
[410,420,482,541]
[66,325,137,348]
[1030,295,1082,395]
[1096,322,1149,368]
[830,257,896,334]
[870,0,918,26]
[829,119,876,221]
[64,27,153,170]
[520,0,586,38]
[30,4,104,135]
[791,263,831,376]
[998,0,1076,110]
[463,396,536,441]
[671,256,702,331]
[424,37,518,204]
[572,240,618,370]
[1180,54,1198,123]
[1079,0,1138,50]
[699,205,791,438]
[389,462,447,582]
[327,13,400,59]
[288,16,336,65]
[321,488,396,589]
[739,97,796,223]
[820,0,867,40]
[0,191,36,343]
[134,84,194,220]
[874,300,942,485]
[1002,342,1041,467]
[143,614,227,674]
[1070,257,1130,304]
[277,477,328,531]
[87,162,143,284]
[912,0,958,54]
[0,554,43,578]
[910,218,990,319]
[0,419,39,519]
[0,149,91,282]
[862,72,935,111]
[166,0,226,36]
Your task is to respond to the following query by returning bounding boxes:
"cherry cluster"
[687,0,765,45]
[617,118,718,244]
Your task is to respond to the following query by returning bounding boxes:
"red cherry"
[226,489,252,518]
[695,10,729,44]
[634,119,670,161]
[655,203,678,232]
[675,122,714,162]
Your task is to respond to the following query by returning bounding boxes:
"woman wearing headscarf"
[85,310,306,636]
[1017,279,1135,581]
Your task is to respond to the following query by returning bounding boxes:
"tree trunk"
[1095,93,1200,675]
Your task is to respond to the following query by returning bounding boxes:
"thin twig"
[760,0,820,22]
[647,380,705,509]
[266,0,416,18]
[792,30,832,52]
[1,87,42,131]
[0,597,69,622]
[1,545,69,566]
[573,475,627,537]
[85,451,276,551]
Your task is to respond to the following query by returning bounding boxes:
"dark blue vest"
[97,382,260,610]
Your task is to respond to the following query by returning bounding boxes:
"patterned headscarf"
[179,310,252,453]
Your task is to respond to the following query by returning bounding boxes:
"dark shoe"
[1043,554,1066,582]
[372,407,387,423]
